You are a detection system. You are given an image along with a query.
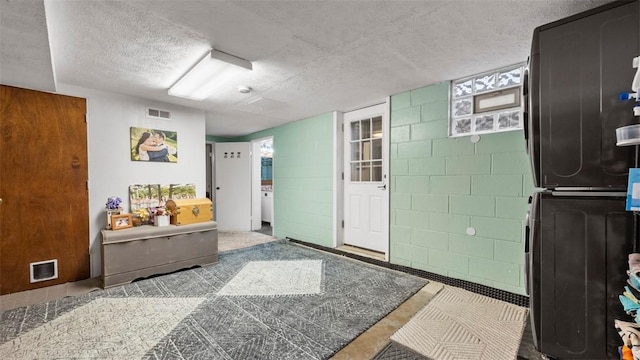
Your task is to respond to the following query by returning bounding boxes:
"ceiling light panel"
[168,49,252,101]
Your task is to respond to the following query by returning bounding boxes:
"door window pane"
[362,141,371,161]
[362,119,371,139]
[372,116,382,139]
[351,142,360,162]
[372,161,382,181]
[351,163,360,181]
[361,163,371,182]
[372,139,382,160]
[351,121,360,141]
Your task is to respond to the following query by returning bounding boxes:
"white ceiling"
[0,0,611,137]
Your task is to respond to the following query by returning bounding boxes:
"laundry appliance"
[524,1,640,358]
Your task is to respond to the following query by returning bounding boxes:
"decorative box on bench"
[168,198,213,225]
[100,222,218,288]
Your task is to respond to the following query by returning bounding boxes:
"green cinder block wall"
[390,82,533,295]
[234,113,335,247]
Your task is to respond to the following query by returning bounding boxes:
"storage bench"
[101,221,218,288]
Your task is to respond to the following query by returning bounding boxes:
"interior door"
[215,142,251,231]
[0,85,90,295]
[343,104,389,253]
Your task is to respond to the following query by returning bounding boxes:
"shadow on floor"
[254,221,272,236]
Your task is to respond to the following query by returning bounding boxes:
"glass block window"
[349,116,383,182]
[449,63,524,137]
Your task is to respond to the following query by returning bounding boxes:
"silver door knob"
[377,184,386,190]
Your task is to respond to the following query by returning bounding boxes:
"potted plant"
[154,208,170,227]
[105,196,123,229]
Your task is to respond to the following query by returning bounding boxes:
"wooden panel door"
[0,85,90,295]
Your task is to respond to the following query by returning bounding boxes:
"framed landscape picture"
[129,183,196,211]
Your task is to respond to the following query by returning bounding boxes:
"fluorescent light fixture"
[168,49,252,101]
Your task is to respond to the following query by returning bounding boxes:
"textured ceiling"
[0,0,56,92]
[0,0,612,136]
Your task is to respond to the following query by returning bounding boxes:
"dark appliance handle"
[524,201,531,296]
[528,192,540,350]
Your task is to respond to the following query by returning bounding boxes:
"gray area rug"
[0,240,427,359]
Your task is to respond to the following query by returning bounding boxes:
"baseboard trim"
[285,237,529,308]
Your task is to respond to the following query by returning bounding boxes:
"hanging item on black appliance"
[616,56,640,146]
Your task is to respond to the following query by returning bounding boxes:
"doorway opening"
[251,137,274,236]
[205,143,214,201]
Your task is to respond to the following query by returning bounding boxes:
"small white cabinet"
[261,191,273,225]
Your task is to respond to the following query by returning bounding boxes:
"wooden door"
[0,85,90,295]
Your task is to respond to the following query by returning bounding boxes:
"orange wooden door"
[0,85,90,295]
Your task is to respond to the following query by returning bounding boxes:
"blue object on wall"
[261,157,272,180]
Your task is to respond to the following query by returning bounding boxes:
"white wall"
[58,85,206,277]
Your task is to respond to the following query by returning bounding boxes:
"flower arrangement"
[152,207,171,227]
[106,196,123,210]
[155,207,176,217]
[133,208,150,224]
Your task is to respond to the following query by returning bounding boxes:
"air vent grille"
[30,259,58,283]
[147,107,171,120]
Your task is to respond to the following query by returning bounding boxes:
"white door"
[343,103,389,253]
[215,142,251,231]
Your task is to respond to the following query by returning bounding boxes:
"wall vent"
[30,259,58,283]
[147,107,171,120]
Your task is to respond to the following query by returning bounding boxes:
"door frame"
[333,111,344,248]
[251,136,274,233]
[205,141,215,217]
[334,98,391,260]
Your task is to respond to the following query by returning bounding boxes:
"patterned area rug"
[0,240,427,359]
[390,286,527,360]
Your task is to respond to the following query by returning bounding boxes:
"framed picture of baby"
[130,127,178,162]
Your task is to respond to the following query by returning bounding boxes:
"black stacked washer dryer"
[525,1,640,359]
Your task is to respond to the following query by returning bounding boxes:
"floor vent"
[30,259,58,283]
[147,107,171,120]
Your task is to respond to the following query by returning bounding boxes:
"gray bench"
[101,222,218,288]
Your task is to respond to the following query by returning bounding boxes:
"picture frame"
[111,214,133,230]
[130,126,178,163]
